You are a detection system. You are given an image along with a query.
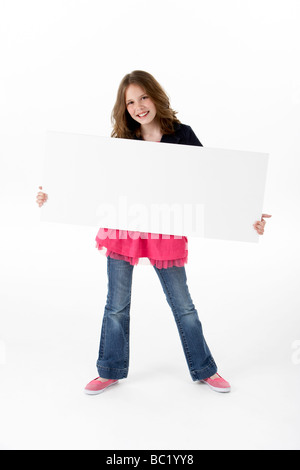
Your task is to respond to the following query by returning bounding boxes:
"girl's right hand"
[36,186,48,207]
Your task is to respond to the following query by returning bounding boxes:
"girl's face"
[125,83,157,125]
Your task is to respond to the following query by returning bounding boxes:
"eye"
[142,95,148,100]
[127,101,133,106]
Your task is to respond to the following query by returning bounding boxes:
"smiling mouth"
[137,111,149,118]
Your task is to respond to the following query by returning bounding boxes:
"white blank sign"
[41,131,269,243]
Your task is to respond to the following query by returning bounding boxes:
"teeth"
[138,112,148,117]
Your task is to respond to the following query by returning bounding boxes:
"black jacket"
[135,122,203,147]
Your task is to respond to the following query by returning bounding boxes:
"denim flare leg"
[96,256,217,381]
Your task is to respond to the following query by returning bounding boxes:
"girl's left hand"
[253,214,272,235]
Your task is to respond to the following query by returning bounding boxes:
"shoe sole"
[84,380,119,395]
[200,380,231,393]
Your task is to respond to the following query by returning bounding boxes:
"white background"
[0,0,299,450]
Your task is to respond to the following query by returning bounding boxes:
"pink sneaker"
[201,373,231,393]
[84,377,119,395]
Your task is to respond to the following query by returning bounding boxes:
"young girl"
[36,70,271,394]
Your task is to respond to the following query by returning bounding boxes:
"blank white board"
[41,131,269,243]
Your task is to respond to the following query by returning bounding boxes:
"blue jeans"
[96,256,217,381]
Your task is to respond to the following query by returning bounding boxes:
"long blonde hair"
[111,70,181,139]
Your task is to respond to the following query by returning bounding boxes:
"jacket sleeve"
[185,125,203,147]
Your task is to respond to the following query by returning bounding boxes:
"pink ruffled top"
[95,228,188,269]
[95,138,188,269]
